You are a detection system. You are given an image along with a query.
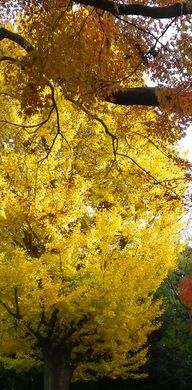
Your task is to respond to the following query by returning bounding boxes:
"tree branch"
[0,106,55,133]
[0,295,43,341]
[64,94,118,156]
[116,151,181,198]
[0,28,34,52]
[47,308,60,340]
[14,287,20,319]
[105,87,159,106]
[74,1,192,18]
[0,298,21,319]
[0,56,17,63]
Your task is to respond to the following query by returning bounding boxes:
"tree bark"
[105,87,159,106]
[105,87,192,116]
[75,1,191,18]
[0,28,34,53]
[43,343,74,390]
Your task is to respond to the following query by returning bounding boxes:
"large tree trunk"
[43,343,74,390]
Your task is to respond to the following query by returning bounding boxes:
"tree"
[0,94,187,390]
[0,1,190,390]
[178,249,192,319]
[148,247,192,390]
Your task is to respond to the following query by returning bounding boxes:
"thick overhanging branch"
[105,87,159,106]
[0,27,34,52]
[0,56,18,63]
[74,0,192,18]
[105,87,192,116]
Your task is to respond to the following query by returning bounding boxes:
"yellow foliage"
[0,93,187,380]
[0,0,189,382]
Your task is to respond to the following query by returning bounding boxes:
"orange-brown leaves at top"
[17,4,144,111]
[179,275,192,313]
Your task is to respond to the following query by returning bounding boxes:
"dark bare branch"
[74,1,192,18]
[105,87,159,106]
[0,56,17,63]
[0,28,34,52]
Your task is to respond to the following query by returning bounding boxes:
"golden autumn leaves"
[0,95,187,379]
[0,0,190,385]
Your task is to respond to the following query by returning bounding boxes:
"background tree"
[178,248,192,318]
[148,247,192,390]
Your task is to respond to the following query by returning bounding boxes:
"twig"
[0,106,55,133]
[0,298,21,319]
[14,287,20,319]
[116,151,181,198]
[37,83,70,162]
[65,94,118,158]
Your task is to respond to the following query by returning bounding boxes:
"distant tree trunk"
[43,343,74,390]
